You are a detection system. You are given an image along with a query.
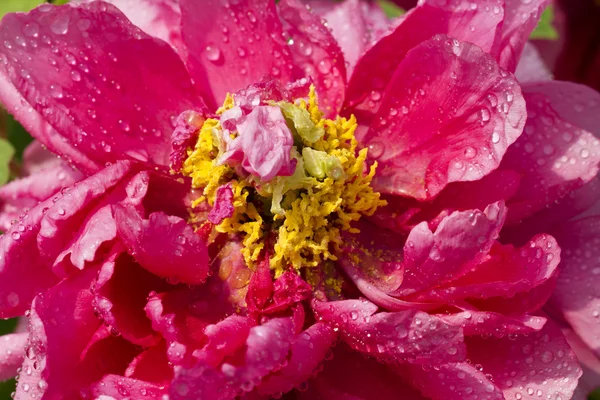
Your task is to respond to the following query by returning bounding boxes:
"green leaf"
[0,138,15,185]
[530,5,559,40]
[589,388,600,400]
[5,113,33,161]
[0,0,46,20]
[0,318,17,336]
[0,379,15,400]
[378,0,406,18]
[51,0,70,5]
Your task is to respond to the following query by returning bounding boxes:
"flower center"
[182,86,386,276]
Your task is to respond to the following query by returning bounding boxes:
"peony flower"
[0,0,598,399]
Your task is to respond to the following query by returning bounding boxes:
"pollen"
[181,86,386,276]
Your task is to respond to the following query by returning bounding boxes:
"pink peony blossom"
[0,0,598,399]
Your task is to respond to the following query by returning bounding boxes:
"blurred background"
[0,0,598,398]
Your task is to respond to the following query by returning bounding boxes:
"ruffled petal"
[278,0,346,117]
[364,36,525,199]
[515,42,553,83]
[114,207,209,285]
[125,341,173,385]
[0,2,206,170]
[344,0,505,123]
[0,333,27,381]
[89,375,168,399]
[399,203,506,296]
[312,299,465,364]
[491,0,550,72]
[298,345,427,400]
[179,0,293,109]
[15,267,140,399]
[466,319,582,400]
[550,217,600,358]
[439,310,546,336]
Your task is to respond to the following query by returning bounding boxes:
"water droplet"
[50,13,70,35]
[49,83,63,99]
[23,22,39,38]
[317,59,332,74]
[70,70,81,82]
[204,45,222,62]
[491,131,500,144]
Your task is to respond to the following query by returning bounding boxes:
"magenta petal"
[0,333,27,381]
[114,207,209,285]
[399,202,506,296]
[278,0,346,117]
[491,0,550,72]
[401,362,503,400]
[365,36,525,199]
[258,323,336,395]
[0,161,82,231]
[466,319,581,400]
[0,2,206,169]
[170,110,205,172]
[550,217,600,358]
[515,42,553,83]
[312,299,465,364]
[95,251,169,347]
[417,234,560,304]
[344,0,504,122]
[502,86,600,225]
[298,345,427,400]
[198,315,255,367]
[180,0,293,108]
[208,183,235,224]
[126,341,173,385]
[15,268,140,399]
[89,375,168,399]
[440,310,546,336]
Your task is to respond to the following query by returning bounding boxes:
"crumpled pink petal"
[549,217,600,358]
[415,234,560,305]
[278,0,346,117]
[170,110,206,172]
[465,319,581,400]
[312,299,465,364]
[0,161,82,231]
[309,0,390,78]
[15,267,140,399]
[258,322,336,395]
[491,0,550,72]
[219,105,296,181]
[439,310,546,336]
[89,375,168,399]
[179,0,293,109]
[297,344,427,400]
[363,36,525,199]
[501,85,600,225]
[399,362,504,400]
[21,141,63,175]
[344,0,505,123]
[74,0,185,54]
[0,2,207,170]
[398,202,506,296]
[515,42,553,83]
[0,332,27,381]
[95,250,170,347]
[114,206,209,285]
[208,183,235,225]
[170,317,295,399]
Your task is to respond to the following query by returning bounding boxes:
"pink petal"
[0,161,82,231]
[15,267,140,399]
[550,217,600,358]
[258,322,336,395]
[278,0,346,117]
[170,317,295,399]
[400,362,504,400]
[197,315,255,368]
[95,251,170,347]
[170,110,205,172]
[344,0,505,123]
[179,0,293,109]
[75,0,184,53]
[114,207,209,285]
[465,319,582,400]
[0,333,27,381]
[0,70,99,173]
[90,375,168,399]
[312,299,466,364]
[0,2,207,169]
[399,202,506,296]
[208,183,235,224]
[515,42,553,83]
[491,0,550,72]
[415,234,560,304]
[22,141,62,175]
[311,0,390,77]
[298,345,427,400]
[364,36,525,199]
[501,85,600,225]
[562,327,600,399]
[125,341,173,385]
[439,310,546,336]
